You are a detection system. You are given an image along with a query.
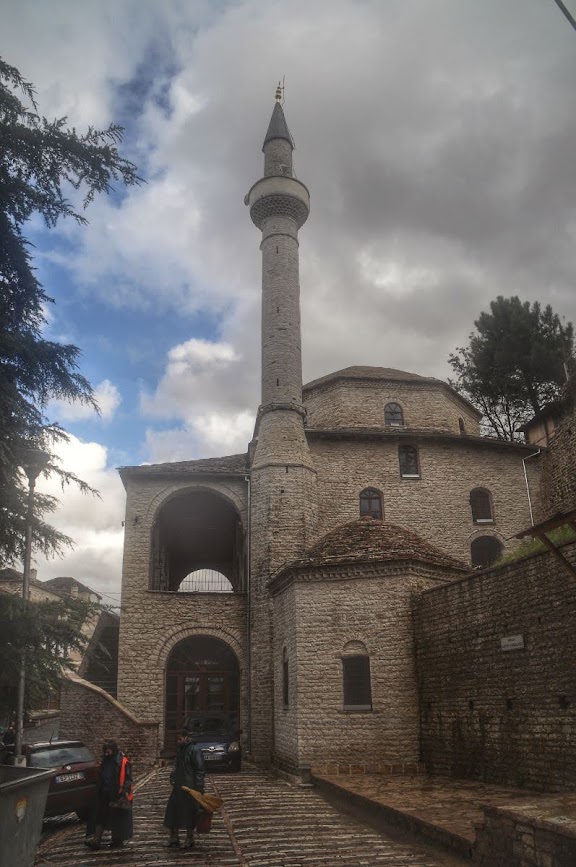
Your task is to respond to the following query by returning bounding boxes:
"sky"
[3,0,576,604]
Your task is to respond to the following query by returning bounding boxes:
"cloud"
[145,411,254,463]
[32,435,126,597]
[49,380,121,423]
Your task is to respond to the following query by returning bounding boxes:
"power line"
[552,0,576,33]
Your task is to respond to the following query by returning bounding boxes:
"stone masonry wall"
[117,475,248,752]
[414,541,576,792]
[304,380,480,434]
[272,563,456,774]
[535,396,576,522]
[308,436,533,566]
[60,675,159,774]
[271,583,299,772]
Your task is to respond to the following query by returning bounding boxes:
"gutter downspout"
[522,449,541,526]
[244,473,252,756]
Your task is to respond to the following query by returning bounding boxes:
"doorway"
[164,635,240,752]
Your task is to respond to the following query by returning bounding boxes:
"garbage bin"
[0,765,54,867]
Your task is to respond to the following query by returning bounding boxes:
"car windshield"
[28,745,95,768]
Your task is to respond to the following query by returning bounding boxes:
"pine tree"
[0,56,141,563]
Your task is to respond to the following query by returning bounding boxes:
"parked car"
[23,739,99,819]
[187,716,242,772]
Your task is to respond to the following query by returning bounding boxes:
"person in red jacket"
[85,739,134,850]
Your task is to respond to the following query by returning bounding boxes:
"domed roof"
[299,517,467,570]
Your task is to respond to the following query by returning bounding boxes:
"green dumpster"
[0,765,55,867]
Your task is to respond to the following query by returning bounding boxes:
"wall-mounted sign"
[500,634,524,651]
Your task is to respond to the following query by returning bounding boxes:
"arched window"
[178,569,233,592]
[470,488,493,523]
[458,417,466,434]
[359,488,383,519]
[399,445,420,478]
[282,648,289,708]
[384,402,404,426]
[342,642,372,711]
[471,536,502,569]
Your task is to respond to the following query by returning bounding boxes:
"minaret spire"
[245,96,317,765]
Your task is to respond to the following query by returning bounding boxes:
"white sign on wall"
[500,634,525,651]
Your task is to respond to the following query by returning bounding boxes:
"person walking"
[85,739,134,850]
[163,727,205,849]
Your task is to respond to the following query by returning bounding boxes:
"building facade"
[117,97,539,772]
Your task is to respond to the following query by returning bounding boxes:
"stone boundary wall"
[535,391,576,522]
[474,803,576,867]
[414,541,576,792]
[59,673,159,773]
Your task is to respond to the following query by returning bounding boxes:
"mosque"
[116,93,538,773]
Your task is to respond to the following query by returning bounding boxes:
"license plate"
[55,772,85,783]
[202,753,221,761]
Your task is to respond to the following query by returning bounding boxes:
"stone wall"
[304,379,480,434]
[414,541,576,791]
[60,674,159,773]
[117,474,248,752]
[535,393,576,522]
[308,435,534,565]
[475,802,576,867]
[272,562,458,774]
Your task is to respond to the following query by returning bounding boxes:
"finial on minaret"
[275,81,282,102]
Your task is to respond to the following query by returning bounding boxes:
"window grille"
[384,402,404,426]
[178,569,233,593]
[399,445,420,478]
[342,655,372,710]
[470,488,493,523]
[359,488,383,519]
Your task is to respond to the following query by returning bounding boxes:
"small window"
[384,402,404,426]
[359,488,383,519]
[399,445,420,478]
[471,536,502,568]
[458,418,466,434]
[282,648,289,708]
[343,656,372,710]
[470,488,493,523]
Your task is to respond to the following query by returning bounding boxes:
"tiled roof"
[118,453,248,480]
[43,576,100,598]
[291,517,468,571]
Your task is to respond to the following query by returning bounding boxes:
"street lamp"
[14,447,50,765]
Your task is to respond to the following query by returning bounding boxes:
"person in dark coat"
[163,727,205,848]
[85,739,134,850]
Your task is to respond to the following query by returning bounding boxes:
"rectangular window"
[342,656,372,710]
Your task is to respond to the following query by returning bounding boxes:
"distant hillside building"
[117,97,539,773]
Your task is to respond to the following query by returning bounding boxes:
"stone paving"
[313,771,570,858]
[36,765,466,867]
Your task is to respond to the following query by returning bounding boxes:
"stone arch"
[162,631,243,754]
[342,640,369,656]
[152,624,245,672]
[148,484,246,592]
[146,480,246,528]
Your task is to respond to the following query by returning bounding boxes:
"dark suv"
[25,740,99,819]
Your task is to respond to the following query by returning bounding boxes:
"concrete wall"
[414,541,576,792]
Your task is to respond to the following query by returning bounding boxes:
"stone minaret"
[245,89,317,764]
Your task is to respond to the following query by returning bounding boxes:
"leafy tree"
[0,56,141,564]
[0,592,101,719]
[448,296,574,441]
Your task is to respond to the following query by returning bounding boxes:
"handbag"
[196,810,213,834]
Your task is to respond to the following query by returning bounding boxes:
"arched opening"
[164,635,240,753]
[150,489,245,592]
[384,401,404,426]
[471,535,502,568]
[470,487,494,523]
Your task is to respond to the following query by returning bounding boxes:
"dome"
[300,517,467,570]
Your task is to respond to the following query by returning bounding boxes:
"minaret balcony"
[246,175,310,229]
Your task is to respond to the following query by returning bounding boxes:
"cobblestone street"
[36,766,466,867]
